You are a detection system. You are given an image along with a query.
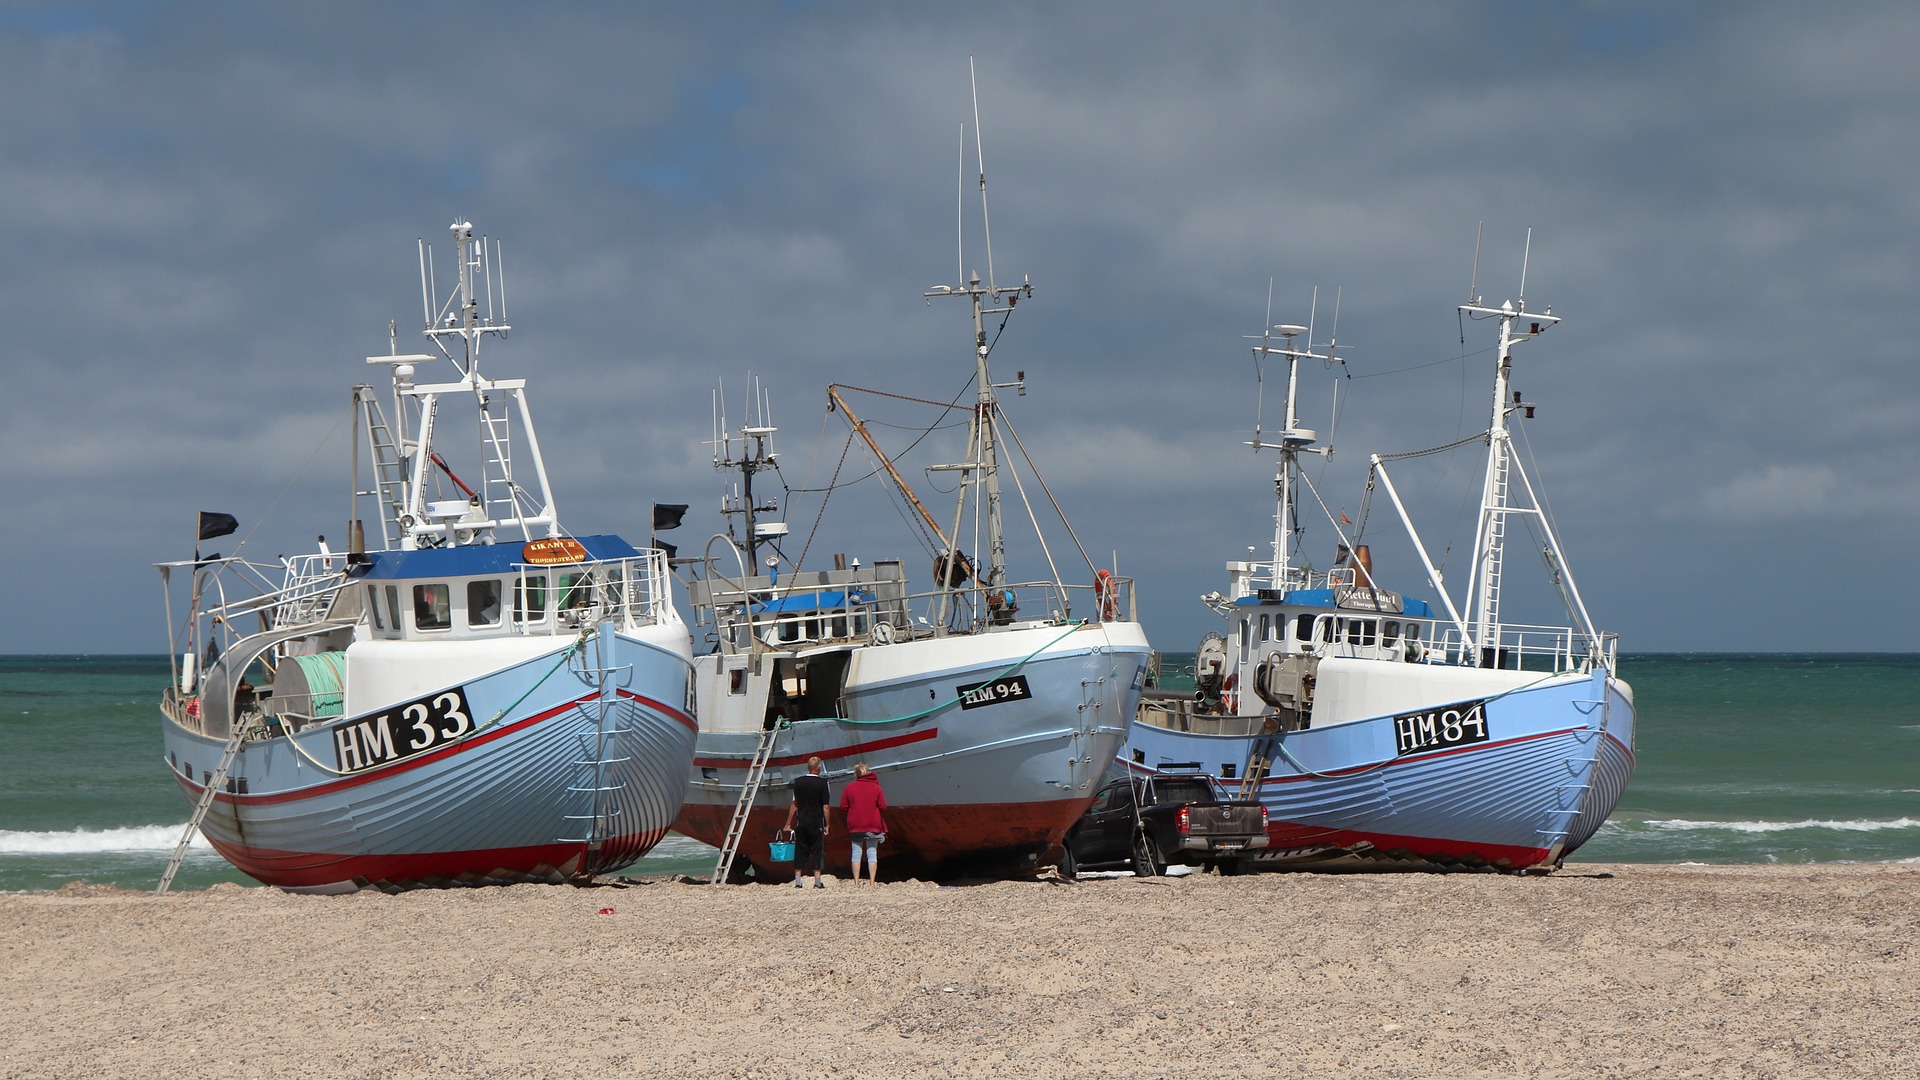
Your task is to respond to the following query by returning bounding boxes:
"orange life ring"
[1222,673,1238,716]
[1094,569,1119,621]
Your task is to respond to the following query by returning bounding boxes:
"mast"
[1458,285,1559,652]
[363,220,558,550]
[923,271,1031,594]
[713,381,783,578]
[1247,322,1329,591]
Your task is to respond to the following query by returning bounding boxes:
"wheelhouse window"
[413,583,451,631]
[1295,614,1315,641]
[560,572,593,612]
[514,577,547,623]
[1343,619,1378,647]
[468,580,503,627]
[384,586,402,632]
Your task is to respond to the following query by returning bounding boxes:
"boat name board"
[1392,699,1489,757]
[332,687,476,773]
[522,538,589,565]
[956,674,1031,711]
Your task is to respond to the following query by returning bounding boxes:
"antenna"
[1306,285,1319,358]
[1251,279,1275,443]
[418,239,432,329]
[955,123,966,285]
[970,56,996,292]
[1471,225,1491,305]
[495,239,508,324]
[1518,226,1534,305]
[483,235,496,323]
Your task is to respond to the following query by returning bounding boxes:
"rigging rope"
[820,619,1090,726]
[1372,429,1490,463]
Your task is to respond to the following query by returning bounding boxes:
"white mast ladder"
[355,385,412,549]
[710,724,782,885]
[479,406,516,522]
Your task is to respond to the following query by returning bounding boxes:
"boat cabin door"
[763,651,853,729]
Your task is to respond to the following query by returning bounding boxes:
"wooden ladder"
[156,718,254,895]
[710,724,781,885]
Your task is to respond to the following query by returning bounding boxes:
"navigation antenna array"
[712,375,784,575]
[418,221,510,379]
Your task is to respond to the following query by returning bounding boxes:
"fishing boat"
[1127,255,1635,872]
[154,222,696,892]
[674,265,1151,883]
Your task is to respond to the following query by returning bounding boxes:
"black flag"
[652,540,678,560]
[198,511,239,540]
[652,503,689,530]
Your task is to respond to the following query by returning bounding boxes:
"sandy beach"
[4,863,1915,1078]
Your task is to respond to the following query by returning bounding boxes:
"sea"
[2,653,1916,892]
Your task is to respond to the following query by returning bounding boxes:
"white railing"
[272,554,350,628]
[1429,621,1602,674]
[514,549,671,634]
[695,569,1136,656]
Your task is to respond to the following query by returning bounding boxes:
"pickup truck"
[1058,773,1269,879]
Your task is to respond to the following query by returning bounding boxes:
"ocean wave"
[1636,817,1920,835]
[0,824,207,854]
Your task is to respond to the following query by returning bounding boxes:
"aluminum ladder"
[710,724,782,885]
[354,384,412,549]
[156,717,254,895]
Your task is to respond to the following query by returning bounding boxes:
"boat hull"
[1124,664,1636,871]
[162,627,696,890]
[676,621,1151,879]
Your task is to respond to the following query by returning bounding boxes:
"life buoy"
[1221,673,1238,716]
[1094,569,1119,621]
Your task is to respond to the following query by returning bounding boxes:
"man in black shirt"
[784,756,831,888]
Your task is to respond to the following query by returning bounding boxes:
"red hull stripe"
[1262,820,1549,867]
[181,693,590,806]
[206,830,666,889]
[693,726,938,770]
[618,688,697,733]
[675,795,1076,874]
[185,685,694,808]
[1126,726,1579,785]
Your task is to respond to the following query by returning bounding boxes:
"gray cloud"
[2,2,1915,654]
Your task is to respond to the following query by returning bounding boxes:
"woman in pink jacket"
[837,762,887,883]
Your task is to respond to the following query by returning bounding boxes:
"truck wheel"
[1133,832,1165,877]
[1057,844,1077,881]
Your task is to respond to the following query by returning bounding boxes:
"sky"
[3,2,1915,656]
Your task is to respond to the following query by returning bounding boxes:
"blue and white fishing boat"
[674,82,1149,882]
[674,275,1153,882]
[155,222,695,892]
[1127,257,1635,872]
